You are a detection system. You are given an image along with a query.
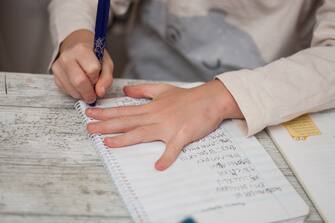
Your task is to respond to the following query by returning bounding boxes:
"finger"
[123,83,176,99]
[76,48,101,84]
[54,75,63,90]
[86,114,153,134]
[104,124,160,148]
[95,51,114,97]
[52,61,81,99]
[85,103,151,120]
[66,61,97,103]
[155,135,188,171]
[57,74,82,99]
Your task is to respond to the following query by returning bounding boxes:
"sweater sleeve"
[47,0,132,71]
[216,0,335,136]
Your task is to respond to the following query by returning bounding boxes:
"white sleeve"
[216,0,335,136]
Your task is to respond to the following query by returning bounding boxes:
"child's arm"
[86,80,243,171]
[215,0,335,136]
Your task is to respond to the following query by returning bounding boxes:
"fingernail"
[155,161,165,171]
[104,138,112,144]
[104,138,117,147]
[123,86,131,94]
[85,108,93,116]
[86,123,94,133]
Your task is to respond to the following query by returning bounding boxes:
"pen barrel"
[94,37,106,63]
[94,0,110,63]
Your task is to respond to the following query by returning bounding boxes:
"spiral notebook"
[75,97,309,223]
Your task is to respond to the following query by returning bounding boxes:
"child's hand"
[86,80,243,171]
[51,29,114,103]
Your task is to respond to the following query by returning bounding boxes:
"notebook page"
[268,109,335,223]
[79,97,308,223]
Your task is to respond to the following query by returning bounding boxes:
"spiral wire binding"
[74,100,150,223]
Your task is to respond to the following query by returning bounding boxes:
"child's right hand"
[51,29,114,103]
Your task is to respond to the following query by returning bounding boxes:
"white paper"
[78,97,309,223]
[268,109,335,223]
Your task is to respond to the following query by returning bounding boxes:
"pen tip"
[181,217,197,223]
[89,101,97,107]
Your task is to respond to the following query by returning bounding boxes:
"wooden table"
[0,72,323,223]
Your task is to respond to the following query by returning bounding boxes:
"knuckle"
[176,125,193,141]
[179,125,191,136]
[74,43,87,52]
[59,53,71,64]
[72,75,87,87]
[51,63,58,74]
[87,61,101,75]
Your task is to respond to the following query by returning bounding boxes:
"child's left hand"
[86,80,243,171]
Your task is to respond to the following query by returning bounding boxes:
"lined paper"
[77,97,309,223]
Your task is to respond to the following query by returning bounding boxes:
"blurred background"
[0,0,52,74]
[0,0,128,75]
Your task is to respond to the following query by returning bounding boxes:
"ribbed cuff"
[216,70,267,136]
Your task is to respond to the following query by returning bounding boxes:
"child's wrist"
[205,79,244,120]
[60,29,94,53]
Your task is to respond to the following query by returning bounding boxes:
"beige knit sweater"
[48,0,335,135]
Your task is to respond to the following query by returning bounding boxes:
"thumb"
[124,83,175,99]
[155,135,188,171]
[77,50,101,85]
[96,51,114,97]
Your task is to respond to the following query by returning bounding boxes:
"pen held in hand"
[89,0,110,106]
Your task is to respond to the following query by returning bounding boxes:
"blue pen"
[180,217,197,223]
[89,0,111,106]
